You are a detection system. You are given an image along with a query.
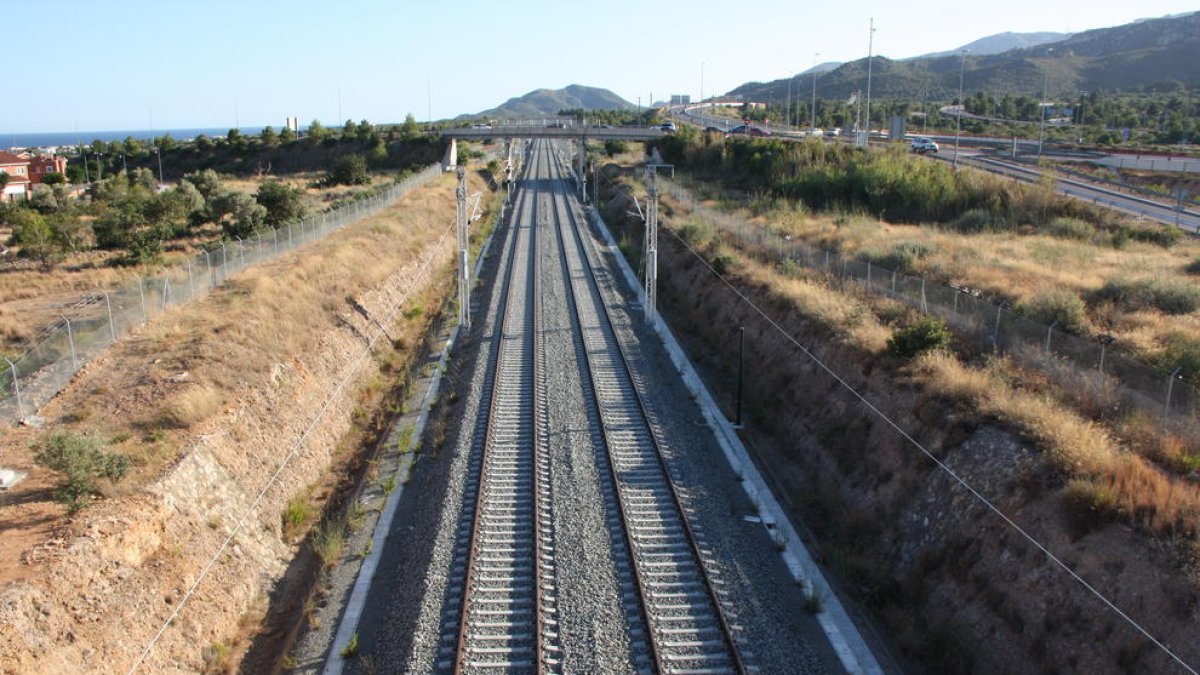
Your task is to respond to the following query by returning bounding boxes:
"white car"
[910,137,939,154]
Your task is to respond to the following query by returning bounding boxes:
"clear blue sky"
[3,0,1196,133]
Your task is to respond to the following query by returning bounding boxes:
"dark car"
[729,125,771,137]
[703,126,725,134]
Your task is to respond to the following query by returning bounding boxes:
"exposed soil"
[0,169,475,674]
[600,189,1200,674]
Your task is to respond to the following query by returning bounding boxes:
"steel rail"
[544,141,747,674]
[451,146,550,673]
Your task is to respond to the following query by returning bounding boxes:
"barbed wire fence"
[0,164,443,426]
[660,177,1198,425]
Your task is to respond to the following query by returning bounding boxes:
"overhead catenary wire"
[127,218,457,674]
[610,170,1198,674]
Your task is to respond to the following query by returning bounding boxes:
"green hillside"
[472,85,635,118]
[730,12,1199,103]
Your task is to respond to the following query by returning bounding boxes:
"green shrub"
[950,208,1007,234]
[1020,289,1088,334]
[1155,332,1200,384]
[1130,225,1182,248]
[1047,217,1096,241]
[33,432,131,512]
[861,240,935,274]
[1185,259,1200,276]
[710,252,735,276]
[1092,278,1200,315]
[313,516,347,568]
[887,317,951,359]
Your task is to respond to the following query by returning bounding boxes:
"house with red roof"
[0,151,68,202]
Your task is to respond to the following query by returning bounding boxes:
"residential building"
[0,151,68,202]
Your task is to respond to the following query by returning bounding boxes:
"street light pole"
[864,18,875,145]
[811,52,820,135]
[1078,90,1087,144]
[954,49,968,168]
[1038,48,1053,157]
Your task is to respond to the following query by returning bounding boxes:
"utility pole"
[864,18,876,146]
[643,167,659,324]
[455,168,470,331]
[1039,48,1054,157]
[811,52,820,134]
[954,49,968,168]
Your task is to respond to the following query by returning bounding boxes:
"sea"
[3,127,267,152]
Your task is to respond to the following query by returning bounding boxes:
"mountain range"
[465,12,1199,120]
[730,11,1199,102]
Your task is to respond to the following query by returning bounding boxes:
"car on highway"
[824,128,841,138]
[910,137,939,154]
[660,122,677,133]
[728,125,771,137]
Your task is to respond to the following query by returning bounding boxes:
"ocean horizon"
[3,126,270,151]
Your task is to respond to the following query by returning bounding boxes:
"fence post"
[5,357,23,420]
[221,243,228,278]
[138,276,147,325]
[891,270,897,293]
[1045,320,1058,353]
[101,290,117,343]
[288,222,294,249]
[866,261,872,290]
[186,257,195,301]
[1097,335,1115,374]
[60,314,77,371]
[163,271,174,310]
[273,227,279,253]
[921,278,928,313]
[1164,368,1183,419]
[953,289,960,314]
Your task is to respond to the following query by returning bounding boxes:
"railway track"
[542,141,749,674]
[438,138,747,673]
[437,147,559,673]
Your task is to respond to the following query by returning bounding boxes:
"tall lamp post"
[811,52,820,135]
[863,18,876,146]
[1038,48,1054,157]
[1078,91,1088,144]
[954,49,968,168]
[152,146,164,187]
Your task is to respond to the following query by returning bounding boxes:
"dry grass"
[915,351,1200,536]
[653,172,1200,539]
[165,383,224,428]
[666,180,1200,369]
[12,170,466,489]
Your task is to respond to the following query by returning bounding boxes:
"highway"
[938,150,1200,233]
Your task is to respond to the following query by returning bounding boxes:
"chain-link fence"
[661,177,1198,421]
[0,164,444,425]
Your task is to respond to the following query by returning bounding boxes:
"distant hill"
[799,61,843,76]
[470,85,635,118]
[912,31,1068,60]
[728,12,1199,102]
